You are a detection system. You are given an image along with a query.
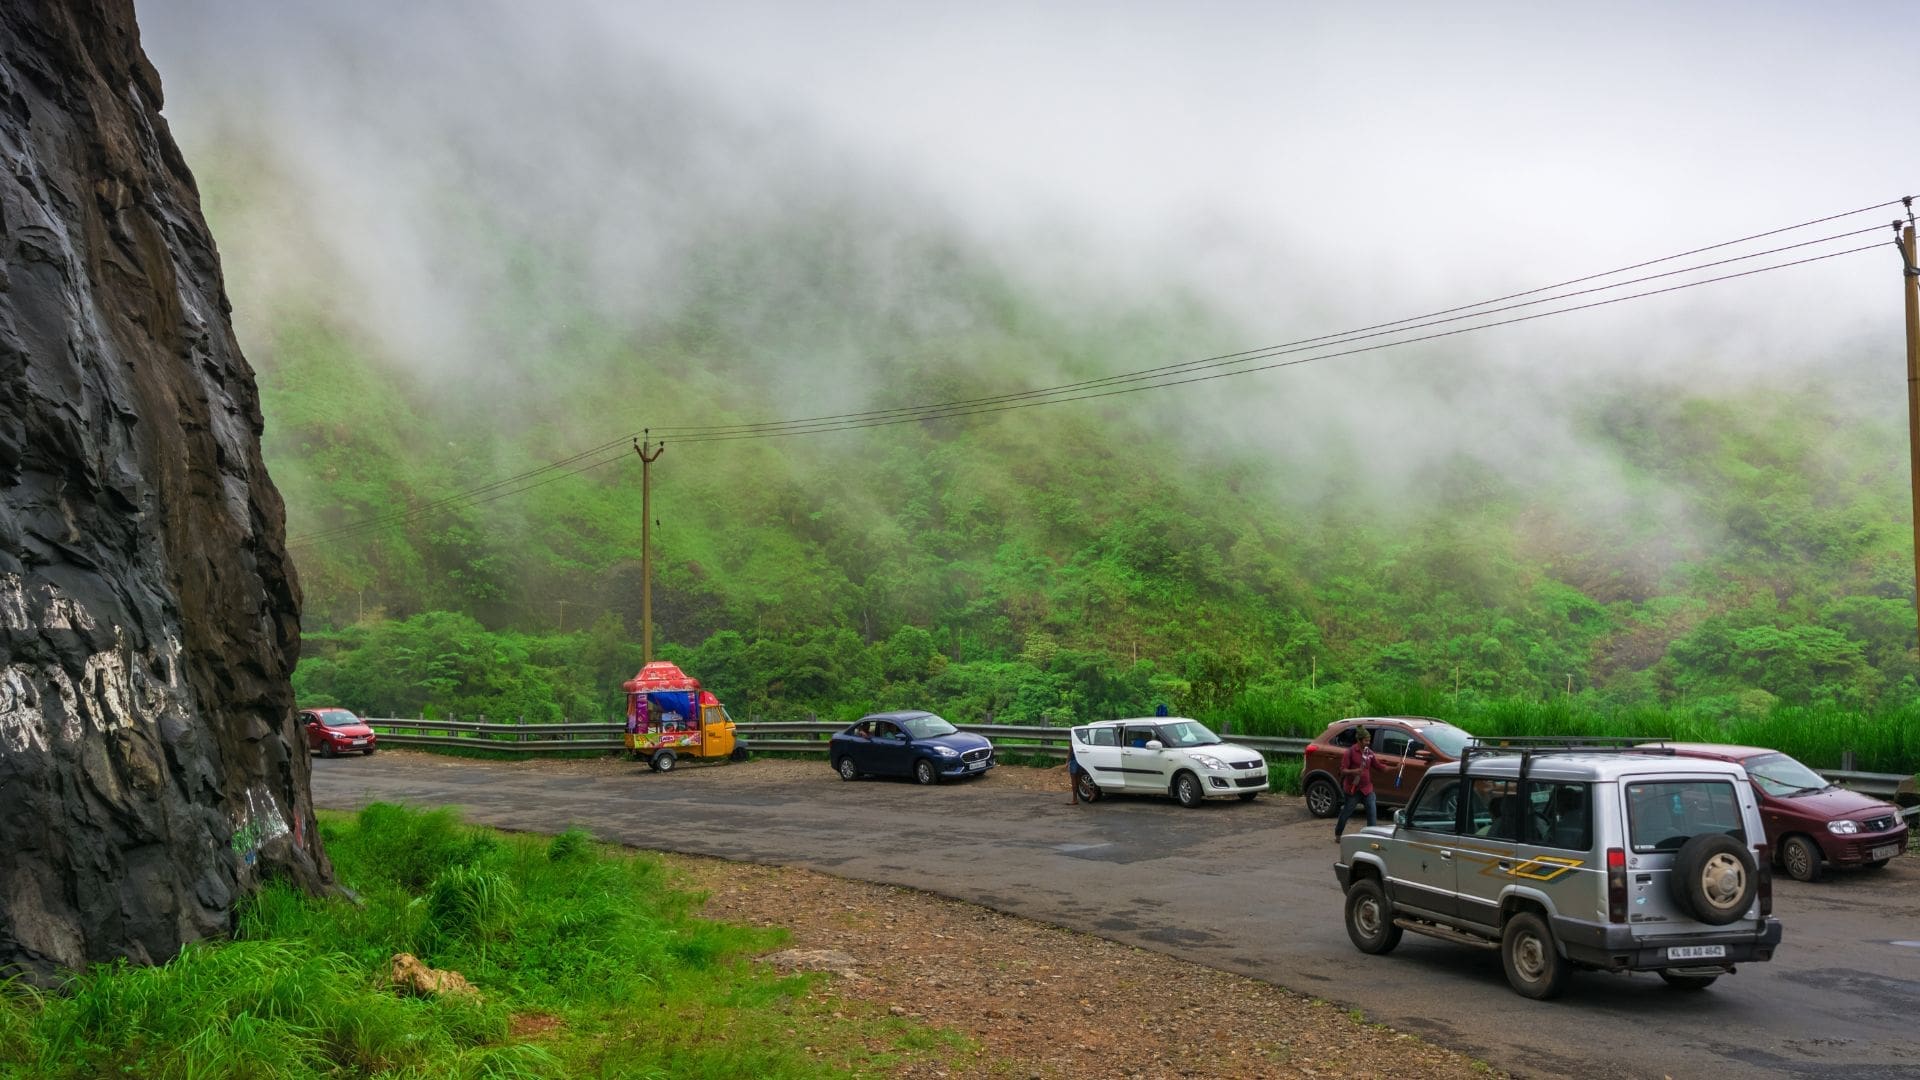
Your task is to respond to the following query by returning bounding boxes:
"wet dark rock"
[0,0,329,984]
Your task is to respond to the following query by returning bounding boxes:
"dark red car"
[1301,716,1473,817]
[1661,742,1909,882]
[303,707,377,757]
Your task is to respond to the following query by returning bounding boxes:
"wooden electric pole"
[1899,200,1920,652]
[635,431,665,662]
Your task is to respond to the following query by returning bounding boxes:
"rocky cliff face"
[0,0,329,983]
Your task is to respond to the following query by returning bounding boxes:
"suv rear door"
[1369,725,1426,804]
[1618,773,1760,932]
[1074,725,1123,790]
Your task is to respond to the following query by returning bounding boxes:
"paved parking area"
[311,753,1920,1079]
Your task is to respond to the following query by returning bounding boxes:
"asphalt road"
[311,754,1920,1080]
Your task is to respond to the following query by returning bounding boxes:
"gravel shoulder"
[524,756,1503,1078]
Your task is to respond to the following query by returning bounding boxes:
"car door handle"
[1438,850,1452,861]
[1497,861,1512,872]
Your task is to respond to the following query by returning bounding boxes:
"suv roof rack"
[1462,736,1673,783]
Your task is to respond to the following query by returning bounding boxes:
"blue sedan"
[830,711,995,785]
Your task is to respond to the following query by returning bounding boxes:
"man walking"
[1333,727,1377,840]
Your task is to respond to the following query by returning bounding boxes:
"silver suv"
[1334,740,1783,999]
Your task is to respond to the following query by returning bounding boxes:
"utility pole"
[1898,200,1920,652]
[635,431,665,662]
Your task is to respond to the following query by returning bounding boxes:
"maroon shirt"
[1342,744,1376,795]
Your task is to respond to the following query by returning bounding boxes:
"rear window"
[1626,780,1746,853]
[1076,727,1118,747]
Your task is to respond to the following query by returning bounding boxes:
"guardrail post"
[1842,749,1856,771]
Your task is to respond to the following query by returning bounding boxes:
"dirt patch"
[666,854,1504,1079]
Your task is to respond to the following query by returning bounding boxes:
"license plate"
[1666,945,1726,960]
[968,760,985,771]
[1871,843,1900,861]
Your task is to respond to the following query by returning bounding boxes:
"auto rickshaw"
[622,660,747,772]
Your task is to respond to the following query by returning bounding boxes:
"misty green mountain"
[230,203,1919,761]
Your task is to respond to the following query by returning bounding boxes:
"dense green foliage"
[0,806,968,1078]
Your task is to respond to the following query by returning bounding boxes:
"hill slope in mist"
[158,11,1919,746]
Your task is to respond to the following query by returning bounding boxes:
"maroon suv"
[1662,742,1909,882]
[1301,716,1473,817]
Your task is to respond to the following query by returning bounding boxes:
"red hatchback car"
[303,707,378,757]
[1301,716,1474,818]
[1661,742,1909,882]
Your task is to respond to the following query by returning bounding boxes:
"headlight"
[933,746,959,758]
[1827,820,1859,835]
[1190,753,1227,770]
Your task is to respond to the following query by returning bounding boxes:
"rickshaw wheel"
[729,746,749,762]
[651,750,677,773]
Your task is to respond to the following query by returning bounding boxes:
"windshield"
[1743,752,1830,796]
[1157,721,1221,748]
[901,714,958,738]
[314,709,359,726]
[1419,724,1472,758]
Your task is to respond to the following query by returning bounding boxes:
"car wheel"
[1670,833,1758,924]
[1173,771,1203,808]
[914,758,937,785]
[1343,878,1402,955]
[322,742,338,759]
[651,750,676,774]
[1501,912,1568,1000]
[1780,834,1824,883]
[1074,770,1102,803]
[837,756,860,781]
[1305,777,1340,818]
[1658,971,1718,990]
[1238,792,1258,803]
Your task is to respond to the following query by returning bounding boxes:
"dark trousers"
[1334,790,1377,837]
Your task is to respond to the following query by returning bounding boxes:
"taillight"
[1755,844,1772,917]
[1606,847,1627,923]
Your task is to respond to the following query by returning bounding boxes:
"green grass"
[0,806,978,1079]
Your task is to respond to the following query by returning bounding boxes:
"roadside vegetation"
[0,805,964,1079]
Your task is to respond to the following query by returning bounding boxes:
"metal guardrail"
[355,716,1906,796]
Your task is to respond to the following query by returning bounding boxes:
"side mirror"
[1393,809,1406,827]
[1412,748,1434,761]
[1145,739,1164,750]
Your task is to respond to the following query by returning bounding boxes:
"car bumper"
[1201,769,1269,797]
[1554,916,1783,972]
[938,756,995,778]
[1819,824,1910,866]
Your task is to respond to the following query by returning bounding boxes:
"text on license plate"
[1871,843,1900,861]
[968,761,985,770]
[1666,945,1726,960]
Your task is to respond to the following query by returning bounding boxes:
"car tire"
[1238,792,1259,802]
[1670,833,1758,923]
[651,750,676,774]
[1501,911,1568,1000]
[1658,971,1718,990]
[322,743,338,759]
[1343,878,1402,955]
[914,758,938,785]
[1780,834,1824,883]
[1173,771,1203,808]
[1306,777,1340,818]
[1074,770,1102,803]
[730,746,749,762]
[837,756,860,781]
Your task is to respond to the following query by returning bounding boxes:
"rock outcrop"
[0,0,328,983]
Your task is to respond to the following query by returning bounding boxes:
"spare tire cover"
[1668,832,1757,925]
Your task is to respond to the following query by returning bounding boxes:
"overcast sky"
[138,0,1920,479]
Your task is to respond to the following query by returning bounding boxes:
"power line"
[286,200,1903,547]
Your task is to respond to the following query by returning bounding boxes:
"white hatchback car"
[1069,718,1270,807]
